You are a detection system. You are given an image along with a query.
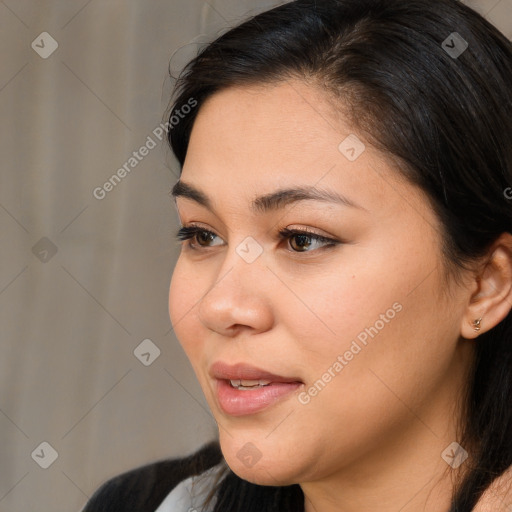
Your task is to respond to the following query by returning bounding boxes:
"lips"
[210,361,304,416]
[209,361,303,384]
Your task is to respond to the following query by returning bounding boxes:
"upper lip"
[210,361,302,383]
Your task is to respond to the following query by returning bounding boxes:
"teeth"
[229,379,272,388]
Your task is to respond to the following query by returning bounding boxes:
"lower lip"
[215,379,302,416]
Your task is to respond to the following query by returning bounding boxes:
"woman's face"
[168,80,474,488]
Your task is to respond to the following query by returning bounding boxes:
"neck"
[302,422,462,512]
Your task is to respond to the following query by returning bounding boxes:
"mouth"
[209,360,304,416]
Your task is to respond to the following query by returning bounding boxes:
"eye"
[174,224,340,253]
[278,227,339,252]
[175,225,223,248]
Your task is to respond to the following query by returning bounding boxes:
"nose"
[197,248,274,338]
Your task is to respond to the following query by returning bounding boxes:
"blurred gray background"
[0,0,510,511]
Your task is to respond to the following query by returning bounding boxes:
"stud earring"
[472,317,482,332]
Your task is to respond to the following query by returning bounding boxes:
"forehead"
[187,80,345,168]
[180,80,424,221]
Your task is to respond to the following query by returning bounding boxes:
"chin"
[229,461,299,487]
[218,437,302,486]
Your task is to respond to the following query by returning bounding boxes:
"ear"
[460,232,512,339]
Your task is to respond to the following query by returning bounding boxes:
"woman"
[82,0,512,510]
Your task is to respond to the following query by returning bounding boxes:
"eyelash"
[174,224,340,253]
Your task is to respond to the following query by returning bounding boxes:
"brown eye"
[175,226,223,249]
[289,233,313,252]
[279,228,339,253]
[196,230,216,246]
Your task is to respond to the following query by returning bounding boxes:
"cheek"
[310,274,448,410]
[168,257,204,357]
[275,255,405,359]
[282,245,449,408]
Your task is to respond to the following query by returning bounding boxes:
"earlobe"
[461,315,484,340]
[460,233,512,340]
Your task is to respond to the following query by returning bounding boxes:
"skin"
[168,79,512,512]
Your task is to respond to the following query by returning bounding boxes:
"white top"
[154,462,226,512]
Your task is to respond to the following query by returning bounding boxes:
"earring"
[472,317,482,332]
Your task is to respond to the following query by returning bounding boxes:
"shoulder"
[80,440,223,512]
[473,465,512,512]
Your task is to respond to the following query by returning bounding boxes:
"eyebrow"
[170,180,366,214]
